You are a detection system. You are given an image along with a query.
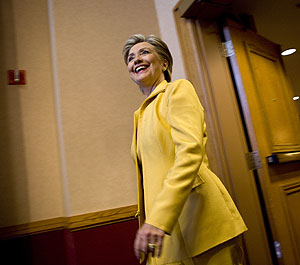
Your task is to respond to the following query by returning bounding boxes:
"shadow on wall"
[0,0,30,228]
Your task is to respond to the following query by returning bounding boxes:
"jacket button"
[135,210,140,218]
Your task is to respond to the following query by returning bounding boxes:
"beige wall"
[0,0,64,226]
[0,0,161,226]
[52,0,160,216]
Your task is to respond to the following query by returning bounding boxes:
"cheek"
[127,64,133,73]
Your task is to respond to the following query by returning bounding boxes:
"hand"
[134,223,165,260]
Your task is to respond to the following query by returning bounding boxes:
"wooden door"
[222,19,300,265]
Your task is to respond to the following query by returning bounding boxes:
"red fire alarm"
[8,70,26,85]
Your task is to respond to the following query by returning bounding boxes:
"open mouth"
[135,65,148,73]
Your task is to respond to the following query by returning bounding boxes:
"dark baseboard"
[0,205,140,265]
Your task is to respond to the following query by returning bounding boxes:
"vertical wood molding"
[173,7,233,193]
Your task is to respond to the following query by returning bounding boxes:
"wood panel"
[281,181,300,262]
[245,43,300,152]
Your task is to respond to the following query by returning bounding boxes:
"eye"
[127,55,134,63]
[141,50,150,55]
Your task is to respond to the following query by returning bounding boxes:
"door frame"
[221,18,282,265]
[173,4,273,265]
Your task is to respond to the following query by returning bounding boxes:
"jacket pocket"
[192,172,205,189]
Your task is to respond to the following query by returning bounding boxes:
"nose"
[134,54,143,64]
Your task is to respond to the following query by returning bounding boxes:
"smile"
[135,65,148,73]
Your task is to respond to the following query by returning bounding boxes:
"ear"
[162,60,168,71]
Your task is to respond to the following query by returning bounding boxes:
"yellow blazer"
[131,79,247,264]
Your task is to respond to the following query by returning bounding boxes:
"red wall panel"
[0,219,143,265]
[0,229,66,265]
[73,220,140,265]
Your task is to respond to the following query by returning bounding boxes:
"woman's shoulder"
[164,79,203,107]
[168,79,193,87]
[165,79,197,96]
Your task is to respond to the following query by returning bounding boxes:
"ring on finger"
[147,243,156,250]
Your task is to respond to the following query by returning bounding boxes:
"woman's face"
[127,42,167,89]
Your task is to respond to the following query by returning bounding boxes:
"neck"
[139,78,165,98]
[140,85,155,98]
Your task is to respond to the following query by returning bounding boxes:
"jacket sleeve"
[146,79,205,234]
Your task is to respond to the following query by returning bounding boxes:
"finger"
[140,231,149,253]
[134,235,140,259]
[134,231,143,259]
[135,229,149,258]
[148,243,156,257]
[156,234,164,257]
[148,234,157,257]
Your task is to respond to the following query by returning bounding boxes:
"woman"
[122,34,247,265]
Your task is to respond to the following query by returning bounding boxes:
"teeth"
[135,66,147,73]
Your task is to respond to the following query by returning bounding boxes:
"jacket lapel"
[141,80,167,108]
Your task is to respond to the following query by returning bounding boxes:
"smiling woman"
[123,35,173,96]
[122,34,247,265]
[126,42,167,97]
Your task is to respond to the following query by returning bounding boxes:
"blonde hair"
[122,34,173,82]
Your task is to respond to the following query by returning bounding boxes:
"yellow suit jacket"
[131,79,247,264]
